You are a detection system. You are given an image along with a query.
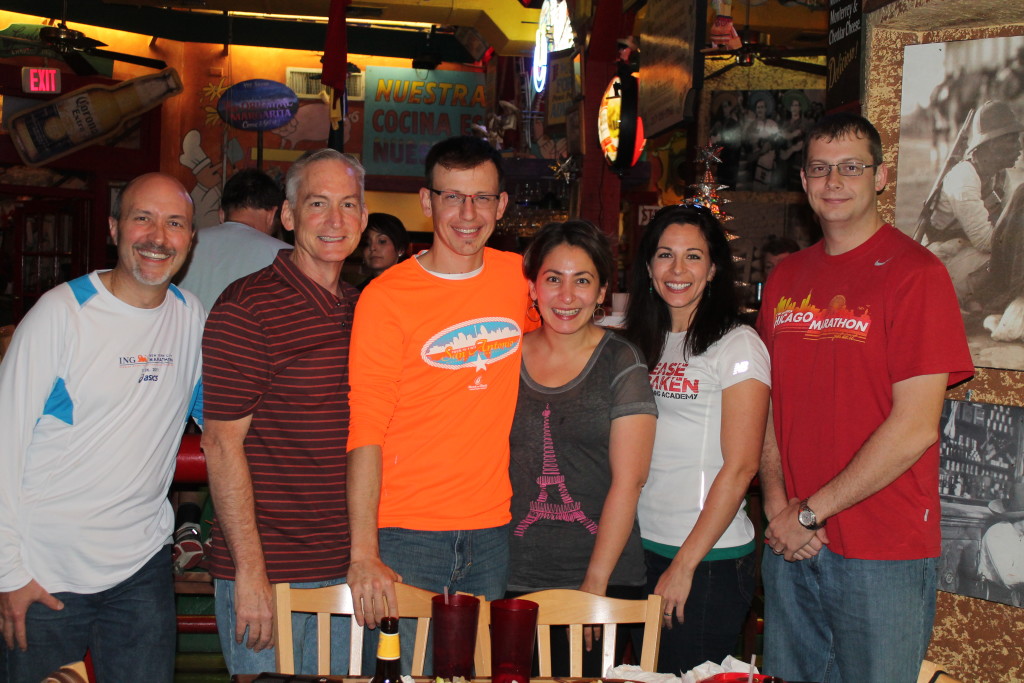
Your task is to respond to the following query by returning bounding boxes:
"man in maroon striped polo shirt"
[200,149,368,676]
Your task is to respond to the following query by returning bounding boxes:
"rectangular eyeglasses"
[804,161,877,177]
[427,188,501,208]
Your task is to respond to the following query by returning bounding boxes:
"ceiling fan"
[702,30,827,80]
[0,0,166,75]
[701,0,826,81]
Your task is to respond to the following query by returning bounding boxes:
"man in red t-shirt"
[756,113,973,683]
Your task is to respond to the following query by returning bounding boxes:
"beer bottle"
[370,616,401,683]
[9,68,183,166]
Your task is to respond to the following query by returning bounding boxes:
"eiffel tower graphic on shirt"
[514,403,599,537]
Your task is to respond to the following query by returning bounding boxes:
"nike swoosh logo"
[874,258,892,266]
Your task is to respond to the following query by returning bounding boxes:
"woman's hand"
[654,563,694,628]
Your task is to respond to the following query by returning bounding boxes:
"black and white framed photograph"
[895,36,1024,371]
[707,88,825,192]
[937,399,1024,608]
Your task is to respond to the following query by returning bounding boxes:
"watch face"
[799,507,815,528]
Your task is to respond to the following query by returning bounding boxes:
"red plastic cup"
[432,593,480,680]
[701,674,786,682]
[489,598,539,683]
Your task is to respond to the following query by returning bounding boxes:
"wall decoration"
[707,88,825,191]
[937,399,1024,608]
[895,36,1024,371]
[362,66,487,177]
[636,0,698,136]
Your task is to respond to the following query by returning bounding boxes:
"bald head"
[108,173,196,297]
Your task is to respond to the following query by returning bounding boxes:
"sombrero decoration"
[989,481,1024,521]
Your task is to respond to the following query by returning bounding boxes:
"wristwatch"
[798,499,826,530]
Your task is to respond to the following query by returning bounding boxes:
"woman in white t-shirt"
[623,205,771,673]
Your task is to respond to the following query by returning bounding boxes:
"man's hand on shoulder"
[0,579,63,650]
[232,571,274,651]
[347,558,402,629]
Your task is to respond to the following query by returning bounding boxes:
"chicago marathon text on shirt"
[769,292,872,342]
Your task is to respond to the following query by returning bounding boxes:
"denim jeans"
[1,546,175,683]
[214,577,350,675]
[362,525,510,676]
[761,546,937,683]
[644,549,755,674]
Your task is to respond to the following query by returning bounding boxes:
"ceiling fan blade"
[86,48,167,70]
[759,57,827,77]
[705,60,739,80]
[59,48,100,76]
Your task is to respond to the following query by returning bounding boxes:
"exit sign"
[21,67,62,95]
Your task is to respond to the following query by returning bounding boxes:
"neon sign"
[532,0,573,93]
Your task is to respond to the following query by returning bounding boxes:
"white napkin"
[605,663,692,683]
[608,654,758,683]
[686,654,760,681]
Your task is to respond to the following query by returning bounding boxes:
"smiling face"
[801,132,887,236]
[282,158,367,282]
[108,173,194,290]
[419,161,508,272]
[363,229,401,275]
[648,222,715,331]
[530,243,607,337]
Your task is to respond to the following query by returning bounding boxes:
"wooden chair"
[918,659,966,683]
[477,589,664,677]
[272,581,437,675]
[41,660,89,683]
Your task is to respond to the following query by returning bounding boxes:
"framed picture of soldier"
[895,35,1024,371]
[936,399,1024,608]
[707,89,825,192]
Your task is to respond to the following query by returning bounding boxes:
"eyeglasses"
[804,161,877,178]
[428,188,501,208]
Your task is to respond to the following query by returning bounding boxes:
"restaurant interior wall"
[863,1,1024,681]
[0,9,494,236]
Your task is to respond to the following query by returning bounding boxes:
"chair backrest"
[476,589,664,678]
[41,660,89,683]
[272,581,437,675]
[917,659,966,683]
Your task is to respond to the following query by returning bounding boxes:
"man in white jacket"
[0,173,204,683]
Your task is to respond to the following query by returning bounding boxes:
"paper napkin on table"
[608,654,759,683]
[605,663,691,683]
[686,655,760,681]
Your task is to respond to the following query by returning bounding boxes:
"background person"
[762,236,801,278]
[507,220,656,675]
[173,167,290,575]
[623,204,770,674]
[358,212,408,290]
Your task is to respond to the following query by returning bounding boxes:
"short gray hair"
[284,148,366,206]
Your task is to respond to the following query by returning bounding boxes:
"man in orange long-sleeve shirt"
[347,136,534,673]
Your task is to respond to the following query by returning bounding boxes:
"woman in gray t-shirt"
[507,220,657,673]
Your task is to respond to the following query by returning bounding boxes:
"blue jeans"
[215,577,351,675]
[362,525,510,675]
[762,546,937,683]
[1,546,174,683]
[644,549,755,674]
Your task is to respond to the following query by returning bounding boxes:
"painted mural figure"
[180,129,222,229]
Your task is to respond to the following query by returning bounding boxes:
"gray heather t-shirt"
[508,331,657,591]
